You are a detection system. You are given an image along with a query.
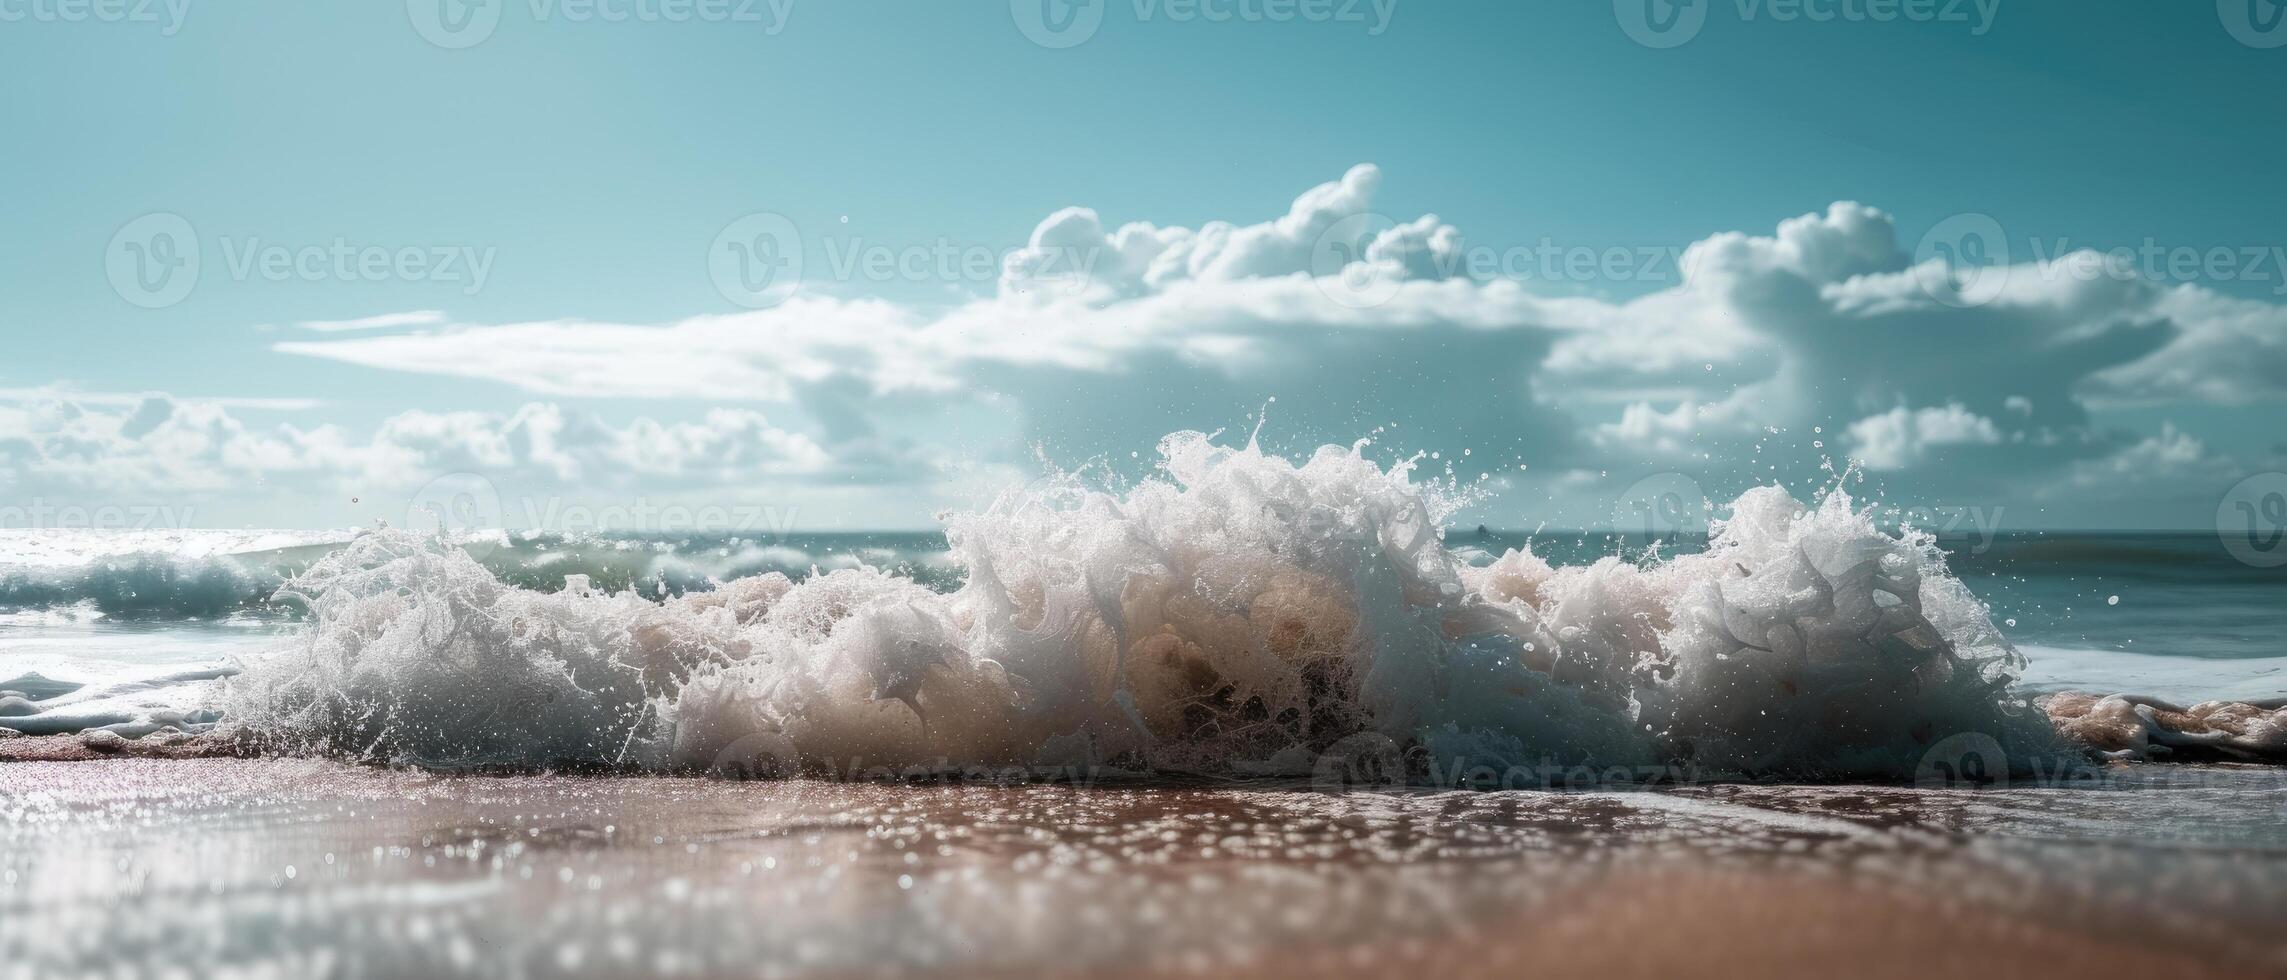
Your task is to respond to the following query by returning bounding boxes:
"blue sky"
[2,1,2284,532]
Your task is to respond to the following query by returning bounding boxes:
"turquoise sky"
[2,1,2284,532]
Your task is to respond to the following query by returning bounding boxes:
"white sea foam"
[2041,690,2287,762]
[215,431,2073,779]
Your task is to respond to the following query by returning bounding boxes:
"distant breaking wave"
[0,530,960,622]
[214,431,2086,780]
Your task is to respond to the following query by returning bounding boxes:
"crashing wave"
[0,530,952,624]
[220,431,2073,780]
[0,554,288,621]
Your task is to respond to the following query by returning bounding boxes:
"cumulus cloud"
[277,165,1582,466]
[1566,203,2176,463]
[1845,404,2004,471]
[0,393,919,520]
[2086,287,2287,404]
[2063,423,2235,489]
[251,165,2281,525]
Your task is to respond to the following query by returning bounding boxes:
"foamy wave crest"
[221,432,2070,779]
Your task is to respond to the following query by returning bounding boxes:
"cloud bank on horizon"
[7,165,2281,530]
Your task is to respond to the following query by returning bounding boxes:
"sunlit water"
[4,519,2286,977]
[10,528,2275,723]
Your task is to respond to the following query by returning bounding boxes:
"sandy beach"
[5,755,2283,978]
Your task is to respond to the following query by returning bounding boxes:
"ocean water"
[0,529,956,739]
[10,527,2273,745]
[5,439,2286,978]
[2,434,2280,773]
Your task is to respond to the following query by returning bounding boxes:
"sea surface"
[4,526,2277,730]
[4,520,2285,978]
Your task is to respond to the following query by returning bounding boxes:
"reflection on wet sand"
[2,760,2283,978]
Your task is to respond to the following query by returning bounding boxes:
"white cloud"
[2085,286,2287,404]
[2064,423,2234,489]
[1845,404,2004,471]
[294,310,449,332]
[0,395,900,509]
[253,166,2283,522]
[0,386,323,412]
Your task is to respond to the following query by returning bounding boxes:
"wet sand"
[4,757,2284,978]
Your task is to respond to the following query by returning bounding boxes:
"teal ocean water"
[3,525,2278,741]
